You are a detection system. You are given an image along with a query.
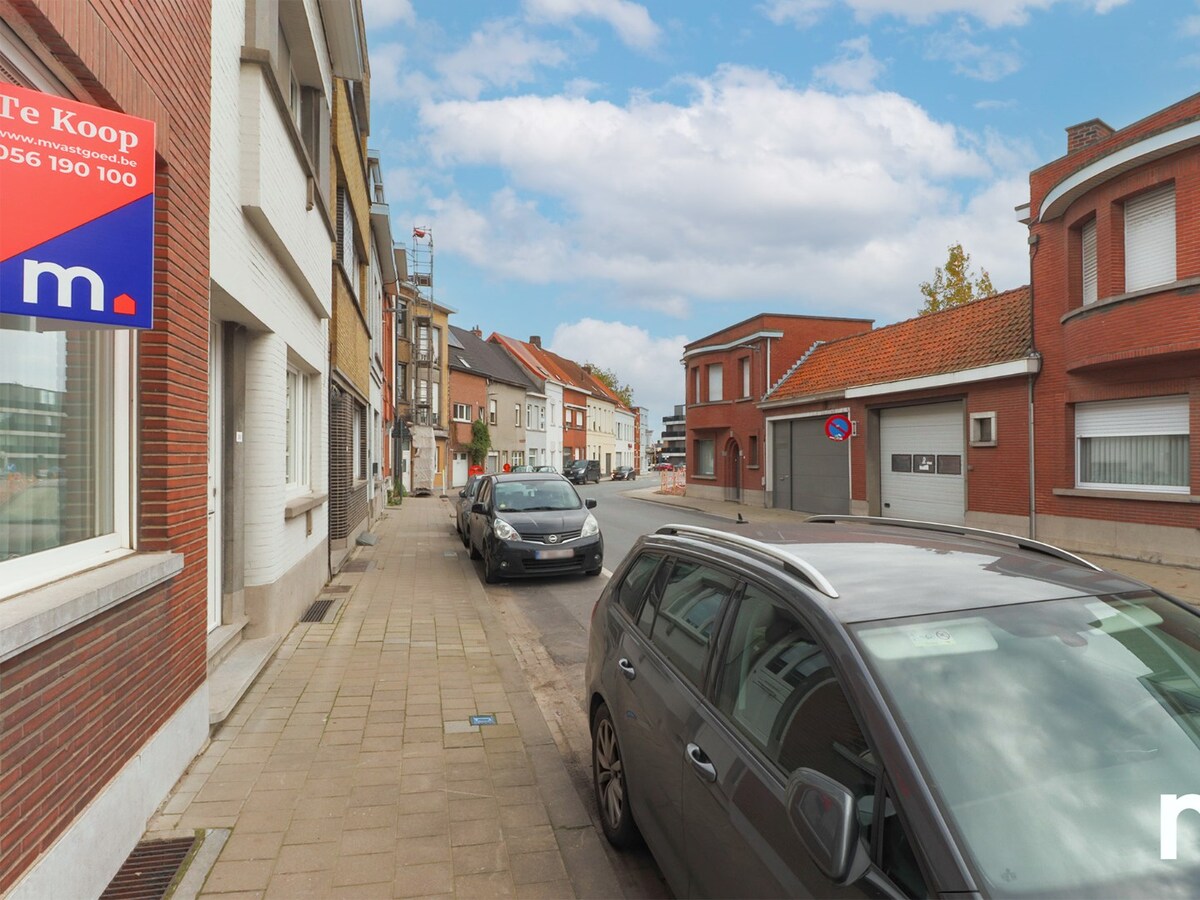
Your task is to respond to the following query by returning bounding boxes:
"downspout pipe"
[1027,232,1040,540]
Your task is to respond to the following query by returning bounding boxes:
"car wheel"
[483,544,502,584]
[469,532,482,560]
[593,703,638,847]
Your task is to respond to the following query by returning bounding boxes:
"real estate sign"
[0,83,156,328]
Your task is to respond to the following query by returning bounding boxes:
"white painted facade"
[210,0,334,637]
[544,381,565,470]
[614,407,636,469]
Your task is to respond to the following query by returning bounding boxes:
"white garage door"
[452,452,469,487]
[879,402,965,525]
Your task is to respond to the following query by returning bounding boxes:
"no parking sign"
[824,414,852,441]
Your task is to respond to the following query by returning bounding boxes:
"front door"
[206,322,222,632]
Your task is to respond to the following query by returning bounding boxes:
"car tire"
[483,544,502,584]
[460,525,469,549]
[469,533,482,560]
[592,703,638,848]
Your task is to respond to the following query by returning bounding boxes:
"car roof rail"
[803,515,1101,571]
[654,524,839,598]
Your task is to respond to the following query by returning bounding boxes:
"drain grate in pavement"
[301,599,334,622]
[101,836,197,900]
[341,559,372,573]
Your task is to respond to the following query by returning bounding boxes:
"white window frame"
[1124,184,1175,293]
[969,411,997,448]
[515,402,521,427]
[1081,218,1097,305]
[452,403,472,423]
[489,399,497,426]
[1075,396,1189,493]
[741,357,751,398]
[286,366,310,491]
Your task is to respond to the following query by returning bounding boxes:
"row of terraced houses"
[681,100,1199,571]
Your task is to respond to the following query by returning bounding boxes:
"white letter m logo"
[23,259,106,311]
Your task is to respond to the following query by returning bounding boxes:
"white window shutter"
[1124,184,1175,292]
[1082,219,1097,305]
[1076,396,1188,437]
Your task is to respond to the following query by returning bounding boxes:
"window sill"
[691,474,717,480]
[285,491,329,519]
[0,551,184,663]
[1062,276,1200,324]
[1053,487,1198,503]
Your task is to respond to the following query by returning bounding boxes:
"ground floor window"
[286,366,310,489]
[0,316,130,595]
[694,438,715,476]
[1076,396,1190,492]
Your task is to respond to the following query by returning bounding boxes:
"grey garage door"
[772,417,849,514]
[879,402,965,525]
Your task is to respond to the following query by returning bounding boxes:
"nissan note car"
[586,516,1200,898]
[466,473,603,582]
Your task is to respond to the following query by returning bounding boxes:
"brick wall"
[0,0,211,892]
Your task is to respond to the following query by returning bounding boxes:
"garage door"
[452,452,469,487]
[879,402,964,525]
[771,417,849,514]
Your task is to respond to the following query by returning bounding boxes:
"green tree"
[583,364,634,407]
[465,419,491,466]
[918,243,997,315]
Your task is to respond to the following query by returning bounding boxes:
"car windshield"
[851,592,1200,898]
[493,480,581,512]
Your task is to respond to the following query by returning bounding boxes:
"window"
[748,434,759,466]
[741,357,751,398]
[286,367,310,489]
[488,399,497,426]
[526,404,532,429]
[617,553,663,618]
[1081,218,1097,305]
[707,363,723,402]
[431,327,441,364]
[431,382,440,426]
[970,412,997,446]
[1076,396,1189,492]
[1125,184,1175,293]
[336,186,358,296]
[357,404,368,480]
[515,403,521,427]
[695,438,715,476]
[539,406,545,430]
[0,319,131,597]
[692,366,700,404]
[452,403,472,422]
[395,363,407,400]
[647,560,737,686]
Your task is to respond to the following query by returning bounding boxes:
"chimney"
[1066,118,1114,155]
[530,335,542,348]
[471,325,483,337]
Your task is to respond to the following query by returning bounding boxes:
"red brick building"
[760,289,1035,527]
[0,2,211,896]
[1023,99,1200,565]
[684,313,872,504]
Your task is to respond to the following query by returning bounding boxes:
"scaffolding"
[408,226,439,495]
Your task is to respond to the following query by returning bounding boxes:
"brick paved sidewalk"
[144,495,622,898]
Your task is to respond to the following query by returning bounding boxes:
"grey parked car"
[586,517,1200,898]
[453,475,482,547]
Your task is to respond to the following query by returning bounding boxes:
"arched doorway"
[724,439,742,502]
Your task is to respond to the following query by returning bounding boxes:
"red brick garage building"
[1023,99,1200,567]
[685,313,872,505]
[759,288,1036,529]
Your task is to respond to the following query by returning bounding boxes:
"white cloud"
[362,0,415,30]
[547,319,689,421]
[975,98,1018,110]
[436,20,569,99]
[758,0,832,28]
[813,36,886,92]
[415,66,1031,326]
[523,0,662,50]
[926,21,1022,81]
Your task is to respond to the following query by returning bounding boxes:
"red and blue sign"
[0,83,156,329]
[824,413,852,441]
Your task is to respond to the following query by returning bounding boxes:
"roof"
[766,286,1031,403]
[647,519,1147,624]
[448,326,539,390]
[684,311,873,351]
[489,333,620,402]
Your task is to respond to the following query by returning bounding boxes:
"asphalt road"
[461,480,727,898]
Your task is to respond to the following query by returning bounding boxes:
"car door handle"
[686,743,717,783]
[617,658,636,680]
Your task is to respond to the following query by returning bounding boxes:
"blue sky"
[362,0,1200,428]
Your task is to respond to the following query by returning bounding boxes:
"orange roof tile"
[767,286,1032,402]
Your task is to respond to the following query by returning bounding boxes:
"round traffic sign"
[824,414,852,441]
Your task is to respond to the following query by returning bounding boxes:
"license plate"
[534,548,574,560]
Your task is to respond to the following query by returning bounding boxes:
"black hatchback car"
[466,473,603,583]
[586,517,1200,898]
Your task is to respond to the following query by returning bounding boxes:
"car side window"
[476,480,491,506]
[616,553,662,620]
[879,783,928,898]
[647,559,738,687]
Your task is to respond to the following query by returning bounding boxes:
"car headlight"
[581,513,599,538]
[493,517,520,541]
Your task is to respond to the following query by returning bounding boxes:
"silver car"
[586,517,1200,898]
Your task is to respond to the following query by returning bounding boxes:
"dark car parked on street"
[466,473,603,583]
[586,517,1200,898]
[565,458,601,484]
[453,475,483,547]
[611,466,635,481]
